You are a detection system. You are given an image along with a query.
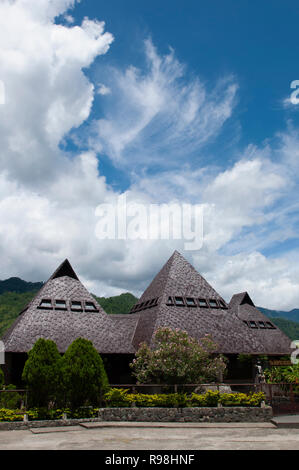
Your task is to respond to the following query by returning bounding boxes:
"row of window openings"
[37,299,99,312]
[244,320,276,329]
[130,298,159,312]
[166,296,227,309]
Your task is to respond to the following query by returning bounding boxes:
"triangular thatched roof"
[130,251,292,355]
[2,252,292,357]
[2,260,137,354]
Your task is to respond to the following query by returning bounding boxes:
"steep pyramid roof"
[138,250,225,302]
[2,260,137,354]
[131,251,291,355]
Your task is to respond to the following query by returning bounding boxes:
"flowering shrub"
[25,407,100,420]
[218,392,265,407]
[130,327,227,384]
[189,390,220,407]
[104,388,266,408]
[0,407,100,422]
[0,409,37,422]
[102,388,131,407]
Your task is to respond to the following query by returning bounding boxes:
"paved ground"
[1,421,299,450]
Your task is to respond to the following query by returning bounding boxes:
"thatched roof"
[2,260,137,354]
[131,251,292,355]
[2,253,292,356]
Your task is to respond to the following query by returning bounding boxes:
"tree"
[22,338,62,407]
[130,327,227,384]
[60,338,109,409]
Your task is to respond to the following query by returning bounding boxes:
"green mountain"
[0,277,43,295]
[267,317,299,341]
[257,307,299,340]
[258,306,299,323]
[93,292,138,315]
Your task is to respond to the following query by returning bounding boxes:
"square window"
[85,302,98,312]
[258,321,266,328]
[38,299,52,309]
[71,301,82,311]
[249,321,257,328]
[174,296,184,306]
[186,297,196,306]
[166,296,174,306]
[198,299,208,307]
[55,300,67,310]
[209,299,218,308]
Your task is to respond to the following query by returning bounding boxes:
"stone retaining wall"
[0,406,273,430]
[97,406,273,423]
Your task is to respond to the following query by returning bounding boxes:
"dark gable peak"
[50,259,79,281]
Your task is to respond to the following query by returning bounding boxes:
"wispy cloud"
[89,39,238,169]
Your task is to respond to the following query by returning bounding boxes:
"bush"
[22,338,62,407]
[103,388,131,407]
[104,388,266,408]
[218,392,265,407]
[0,385,22,409]
[0,408,38,422]
[189,390,220,407]
[130,327,227,384]
[60,338,109,409]
[0,406,100,422]
[26,407,99,420]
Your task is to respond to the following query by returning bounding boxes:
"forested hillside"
[0,278,43,295]
[93,292,138,315]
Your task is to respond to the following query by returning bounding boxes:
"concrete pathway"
[271,414,299,428]
[1,421,299,450]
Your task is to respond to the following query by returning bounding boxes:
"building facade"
[1,251,292,384]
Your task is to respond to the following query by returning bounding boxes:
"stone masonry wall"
[0,406,273,430]
[97,406,273,423]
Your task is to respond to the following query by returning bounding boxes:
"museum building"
[1,251,292,384]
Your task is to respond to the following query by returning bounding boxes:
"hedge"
[0,390,266,422]
[103,388,266,408]
[0,407,100,422]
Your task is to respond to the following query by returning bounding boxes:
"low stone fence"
[0,406,273,430]
[97,406,273,423]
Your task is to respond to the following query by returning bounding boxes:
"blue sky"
[1,0,299,309]
[66,0,299,161]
